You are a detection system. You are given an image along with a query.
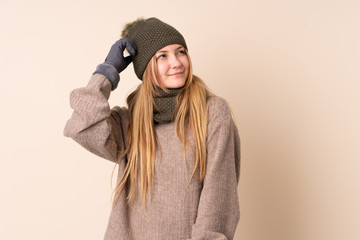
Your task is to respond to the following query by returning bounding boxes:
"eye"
[157,54,166,60]
[177,49,186,55]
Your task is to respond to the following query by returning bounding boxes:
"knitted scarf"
[153,87,183,123]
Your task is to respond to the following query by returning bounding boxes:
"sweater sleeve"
[63,74,128,162]
[188,97,241,240]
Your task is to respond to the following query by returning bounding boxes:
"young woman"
[64,17,240,240]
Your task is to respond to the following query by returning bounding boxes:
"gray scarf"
[153,87,183,123]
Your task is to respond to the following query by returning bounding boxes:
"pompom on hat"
[122,17,187,80]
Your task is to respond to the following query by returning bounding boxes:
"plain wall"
[0,0,359,239]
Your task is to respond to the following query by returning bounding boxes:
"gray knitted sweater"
[64,74,241,240]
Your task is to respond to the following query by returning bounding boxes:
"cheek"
[182,57,190,71]
[157,62,168,76]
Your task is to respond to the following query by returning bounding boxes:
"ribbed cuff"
[93,63,120,90]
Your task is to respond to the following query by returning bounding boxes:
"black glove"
[93,38,137,90]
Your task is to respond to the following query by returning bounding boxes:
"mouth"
[168,71,184,76]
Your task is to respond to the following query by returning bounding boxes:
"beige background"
[1,0,359,239]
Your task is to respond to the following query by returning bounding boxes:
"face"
[154,44,189,89]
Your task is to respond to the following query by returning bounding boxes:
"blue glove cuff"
[93,63,120,90]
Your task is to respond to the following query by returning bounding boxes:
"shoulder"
[111,106,129,121]
[206,95,233,123]
[107,106,130,134]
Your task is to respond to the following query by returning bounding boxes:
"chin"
[167,82,185,89]
[162,78,185,88]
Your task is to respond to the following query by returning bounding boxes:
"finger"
[123,38,137,56]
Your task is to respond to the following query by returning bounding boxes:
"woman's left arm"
[188,97,241,240]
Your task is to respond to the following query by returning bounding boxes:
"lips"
[168,71,184,76]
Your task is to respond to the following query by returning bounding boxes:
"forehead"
[156,44,184,53]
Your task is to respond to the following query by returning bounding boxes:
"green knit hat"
[122,17,187,80]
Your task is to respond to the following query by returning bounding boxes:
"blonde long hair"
[112,51,213,205]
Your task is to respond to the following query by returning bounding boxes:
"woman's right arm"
[63,38,137,162]
[63,73,128,162]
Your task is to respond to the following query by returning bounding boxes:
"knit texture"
[64,74,241,240]
[153,87,183,123]
[123,18,187,80]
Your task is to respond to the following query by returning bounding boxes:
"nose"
[169,55,181,68]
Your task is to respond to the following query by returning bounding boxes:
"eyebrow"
[156,46,184,54]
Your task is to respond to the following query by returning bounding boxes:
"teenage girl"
[64,17,240,240]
